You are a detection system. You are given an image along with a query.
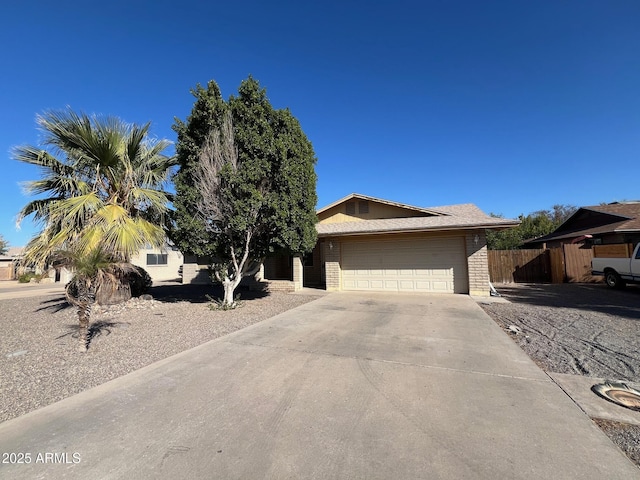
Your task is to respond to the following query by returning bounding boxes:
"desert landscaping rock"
[594,419,640,467]
[0,284,319,423]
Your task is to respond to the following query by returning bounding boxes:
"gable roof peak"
[317,193,447,216]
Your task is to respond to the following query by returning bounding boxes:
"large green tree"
[487,204,577,250]
[172,77,318,307]
[0,235,8,255]
[14,110,175,346]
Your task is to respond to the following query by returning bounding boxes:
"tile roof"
[317,203,518,236]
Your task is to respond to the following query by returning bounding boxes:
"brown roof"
[581,203,640,231]
[317,202,518,237]
[524,202,640,245]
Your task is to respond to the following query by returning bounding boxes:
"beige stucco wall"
[130,247,183,282]
[318,202,427,224]
[181,255,211,284]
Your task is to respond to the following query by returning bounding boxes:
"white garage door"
[341,236,468,293]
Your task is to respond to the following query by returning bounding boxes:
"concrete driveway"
[0,292,637,479]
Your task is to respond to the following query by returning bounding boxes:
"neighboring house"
[19,244,183,284]
[0,247,23,281]
[523,202,640,249]
[185,193,518,296]
[130,244,183,282]
[2,244,182,284]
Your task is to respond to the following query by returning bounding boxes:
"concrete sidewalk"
[0,293,637,479]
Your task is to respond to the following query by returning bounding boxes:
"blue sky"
[2,0,639,247]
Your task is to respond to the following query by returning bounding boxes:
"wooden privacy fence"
[488,244,601,284]
[593,243,634,258]
[0,265,13,281]
[488,249,550,283]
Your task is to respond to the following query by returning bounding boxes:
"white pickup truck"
[591,243,640,288]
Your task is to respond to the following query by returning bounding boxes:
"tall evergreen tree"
[0,234,8,255]
[172,77,318,307]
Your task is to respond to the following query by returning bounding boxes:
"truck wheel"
[605,271,626,289]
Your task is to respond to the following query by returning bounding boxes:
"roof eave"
[317,222,519,237]
[611,228,640,233]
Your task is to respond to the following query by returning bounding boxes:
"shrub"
[206,293,242,310]
[18,272,37,283]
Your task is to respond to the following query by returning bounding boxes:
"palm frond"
[100,216,165,260]
[97,203,128,223]
[129,187,170,214]
[11,146,74,175]
[17,198,62,226]
[38,110,128,171]
[21,176,91,197]
[47,193,103,228]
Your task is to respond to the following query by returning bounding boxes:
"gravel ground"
[0,283,320,424]
[481,283,640,469]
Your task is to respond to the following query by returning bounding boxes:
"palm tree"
[14,109,175,303]
[57,248,134,351]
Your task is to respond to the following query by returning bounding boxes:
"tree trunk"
[221,276,243,308]
[77,303,90,352]
[95,281,132,305]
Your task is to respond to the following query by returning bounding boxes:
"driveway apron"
[0,292,637,479]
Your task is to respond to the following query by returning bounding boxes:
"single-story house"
[523,202,640,249]
[9,244,182,285]
[33,245,181,285]
[186,193,518,297]
[130,244,183,282]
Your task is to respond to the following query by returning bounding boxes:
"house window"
[358,201,369,214]
[346,202,356,215]
[147,254,168,266]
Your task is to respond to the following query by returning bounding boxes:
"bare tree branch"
[196,110,238,227]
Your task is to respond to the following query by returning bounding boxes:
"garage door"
[341,236,468,293]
